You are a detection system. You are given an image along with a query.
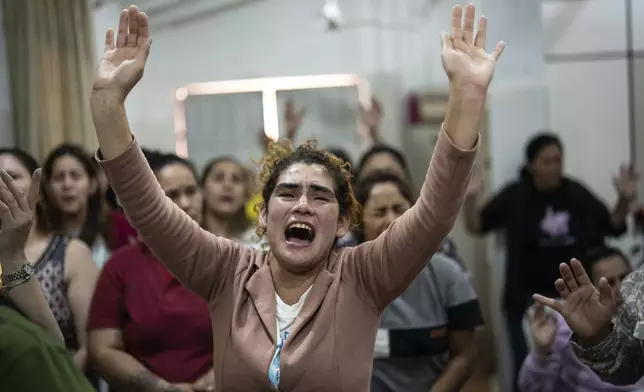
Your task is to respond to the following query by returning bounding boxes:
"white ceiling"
[92,0,265,30]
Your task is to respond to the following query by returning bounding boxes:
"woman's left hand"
[613,163,639,201]
[441,3,505,94]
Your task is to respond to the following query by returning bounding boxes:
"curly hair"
[255,139,361,237]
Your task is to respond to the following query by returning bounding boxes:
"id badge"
[374,328,390,358]
[633,321,644,340]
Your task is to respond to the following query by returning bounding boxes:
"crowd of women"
[2,3,644,392]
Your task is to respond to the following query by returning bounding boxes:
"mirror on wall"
[277,87,365,165]
[182,92,264,172]
[174,74,371,174]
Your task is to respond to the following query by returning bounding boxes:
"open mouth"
[61,196,76,204]
[219,195,234,203]
[284,222,315,246]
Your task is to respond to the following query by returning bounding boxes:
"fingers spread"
[135,12,152,64]
[104,28,115,52]
[533,293,563,314]
[597,277,616,308]
[462,3,475,45]
[554,278,570,299]
[116,9,129,48]
[560,262,579,292]
[451,5,463,41]
[127,6,140,47]
[138,12,150,39]
[136,37,152,65]
[440,32,453,51]
[474,16,487,48]
[491,41,506,61]
[570,258,592,286]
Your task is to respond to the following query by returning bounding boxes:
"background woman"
[201,156,256,246]
[462,132,637,391]
[90,4,501,390]
[353,171,483,392]
[0,168,96,392]
[343,141,466,270]
[40,144,111,268]
[0,146,99,382]
[87,150,214,392]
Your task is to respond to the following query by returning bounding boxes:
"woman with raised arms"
[89,3,504,391]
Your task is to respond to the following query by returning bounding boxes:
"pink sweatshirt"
[97,128,477,391]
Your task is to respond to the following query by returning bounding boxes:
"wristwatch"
[1,262,35,291]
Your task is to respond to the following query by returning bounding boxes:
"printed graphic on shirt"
[539,206,575,247]
[540,206,570,237]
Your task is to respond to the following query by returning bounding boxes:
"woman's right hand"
[533,259,617,347]
[528,303,557,358]
[93,5,151,102]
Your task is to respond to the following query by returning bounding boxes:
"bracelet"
[1,262,35,292]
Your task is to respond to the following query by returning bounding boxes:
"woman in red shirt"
[87,150,214,392]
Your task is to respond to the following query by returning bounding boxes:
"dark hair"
[0,147,39,174]
[520,132,563,180]
[139,147,198,179]
[200,156,252,236]
[582,246,630,283]
[38,144,104,248]
[155,153,197,179]
[141,147,161,168]
[355,144,410,181]
[257,140,360,237]
[353,170,414,243]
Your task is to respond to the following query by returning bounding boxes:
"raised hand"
[613,164,639,201]
[533,259,617,347]
[359,97,382,132]
[0,169,41,259]
[284,99,306,141]
[528,303,557,358]
[94,5,151,101]
[441,4,505,92]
